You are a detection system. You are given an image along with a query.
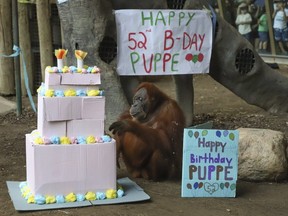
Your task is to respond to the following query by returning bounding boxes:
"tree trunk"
[57,0,129,131]
[36,0,53,81]
[209,16,288,113]
[173,74,194,126]
[18,2,33,95]
[0,0,14,95]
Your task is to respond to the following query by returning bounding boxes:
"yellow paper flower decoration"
[20,185,29,193]
[45,66,52,73]
[55,49,68,59]
[86,136,96,144]
[45,89,54,97]
[21,186,31,197]
[64,89,76,97]
[46,196,56,204]
[34,137,44,145]
[60,136,71,145]
[106,189,117,199]
[31,130,41,138]
[36,85,43,94]
[65,193,76,202]
[62,66,69,73]
[87,90,100,96]
[75,50,88,60]
[23,191,31,199]
[27,195,35,204]
[85,192,96,201]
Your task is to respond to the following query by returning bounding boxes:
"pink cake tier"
[37,96,105,138]
[23,134,119,204]
[44,66,101,93]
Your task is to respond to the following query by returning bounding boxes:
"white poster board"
[115,10,213,76]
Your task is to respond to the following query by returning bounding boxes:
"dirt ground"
[1,65,288,216]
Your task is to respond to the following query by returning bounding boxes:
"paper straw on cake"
[55,49,68,70]
[75,50,87,69]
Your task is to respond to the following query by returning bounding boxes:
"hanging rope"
[0,45,37,113]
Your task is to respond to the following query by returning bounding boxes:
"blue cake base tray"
[6,177,150,211]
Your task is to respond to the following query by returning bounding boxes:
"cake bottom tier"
[25,134,117,196]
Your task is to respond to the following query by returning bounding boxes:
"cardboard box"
[67,119,104,137]
[37,96,105,137]
[26,134,117,195]
[38,96,105,122]
[82,97,105,119]
[37,97,67,137]
[37,118,67,138]
[61,73,101,85]
[45,71,101,87]
[45,73,61,86]
[45,97,82,121]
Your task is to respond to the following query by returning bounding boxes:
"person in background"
[273,0,288,55]
[257,7,269,53]
[246,0,260,48]
[236,3,253,42]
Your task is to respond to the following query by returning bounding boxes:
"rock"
[238,128,288,181]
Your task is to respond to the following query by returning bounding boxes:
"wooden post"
[265,0,276,55]
[36,0,53,80]
[12,0,22,115]
[18,2,33,95]
[0,0,15,95]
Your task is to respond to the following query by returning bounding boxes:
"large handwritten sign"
[115,10,213,76]
[181,129,238,197]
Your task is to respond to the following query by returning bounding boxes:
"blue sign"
[181,129,238,197]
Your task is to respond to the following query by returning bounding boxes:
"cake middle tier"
[37,96,105,137]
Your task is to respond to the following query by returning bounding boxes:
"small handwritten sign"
[115,10,213,76]
[181,129,238,197]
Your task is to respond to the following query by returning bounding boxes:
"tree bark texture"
[0,0,14,95]
[57,0,129,131]
[36,0,53,80]
[18,3,33,95]
[209,16,288,113]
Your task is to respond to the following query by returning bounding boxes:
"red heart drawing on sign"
[185,53,193,61]
[198,53,204,62]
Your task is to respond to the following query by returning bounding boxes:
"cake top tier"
[45,65,101,74]
[42,49,102,96]
[52,49,100,73]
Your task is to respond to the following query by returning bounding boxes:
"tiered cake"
[21,50,119,204]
